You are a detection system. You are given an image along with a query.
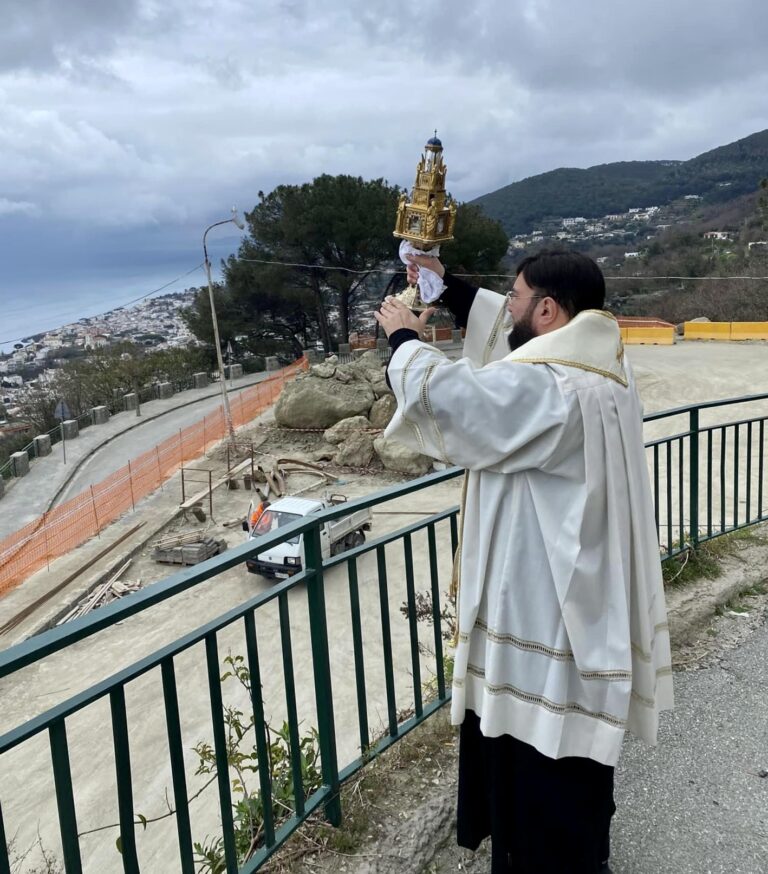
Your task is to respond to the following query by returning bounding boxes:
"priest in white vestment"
[375,249,673,874]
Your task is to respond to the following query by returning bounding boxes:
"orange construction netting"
[0,359,308,597]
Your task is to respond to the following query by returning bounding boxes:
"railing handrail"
[5,390,768,676]
[643,391,768,422]
[0,467,462,680]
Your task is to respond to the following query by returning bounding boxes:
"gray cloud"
[1,0,767,347]
[0,0,144,72]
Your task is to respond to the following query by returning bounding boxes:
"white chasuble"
[385,288,673,767]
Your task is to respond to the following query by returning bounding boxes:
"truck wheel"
[352,531,365,547]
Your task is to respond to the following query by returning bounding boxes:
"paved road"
[0,372,269,538]
[611,622,768,874]
[387,616,768,874]
[54,377,268,504]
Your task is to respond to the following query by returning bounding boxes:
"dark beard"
[507,319,537,352]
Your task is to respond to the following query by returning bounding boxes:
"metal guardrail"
[0,394,767,872]
[645,392,768,557]
[0,369,226,477]
[0,470,460,873]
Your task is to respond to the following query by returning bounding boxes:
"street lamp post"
[203,207,245,443]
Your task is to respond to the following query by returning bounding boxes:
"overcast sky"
[2,0,768,345]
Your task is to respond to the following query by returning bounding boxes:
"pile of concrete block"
[151,532,227,566]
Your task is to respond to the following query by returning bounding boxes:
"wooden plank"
[0,522,145,636]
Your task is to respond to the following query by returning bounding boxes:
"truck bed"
[327,507,372,543]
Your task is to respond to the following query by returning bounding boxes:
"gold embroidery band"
[509,357,628,387]
[399,346,428,452]
[465,664,626,729]
[470,618,632,681]
[483,302,507,365]
[420,359,450,463]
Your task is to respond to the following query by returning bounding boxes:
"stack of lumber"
[57,560,142,625]
[151,531,227,565]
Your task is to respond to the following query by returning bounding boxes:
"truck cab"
[243,495,371,579]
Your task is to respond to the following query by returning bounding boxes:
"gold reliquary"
[393,133,457,310]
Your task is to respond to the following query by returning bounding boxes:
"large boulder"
[367,369,393,399]
[324,416,371,445]
[334,431,375,468]
[355,349,386,374]
[369,395,397,430]
[373,436,432,476]
[310,361,337,379]
[275,378,374,428]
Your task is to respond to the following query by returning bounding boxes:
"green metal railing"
[645,392,768,557]
[0,470,460,874]
[1,393,767,872]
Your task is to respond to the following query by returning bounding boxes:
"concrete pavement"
[0,371,269,539]
[610,621,768,873]
[323,603,768,874]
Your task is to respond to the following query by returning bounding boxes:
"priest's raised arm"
[384,344,574,474]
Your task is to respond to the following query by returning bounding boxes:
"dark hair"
[516,249,605,318]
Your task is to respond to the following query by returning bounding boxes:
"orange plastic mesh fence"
[0,359,307,597]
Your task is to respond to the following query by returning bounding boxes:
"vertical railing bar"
[205,633,238,873]
[304,524,341,826]
[689,408,699,546]
[678,437,685,547]
[347,556,370,755]
[449,511,459,557]
[720,426,727,534]
[665,441,673,555]
[427,523,446,700]
[652,444,660,541]
[403,533,423,718]
[707,429,713,537]
[746,421,753,523]
[277,592,306,818]
[160,659,195,874]
[49,720,83,874]
[733,424,740,529]
[376,545,399,738]
[242,612,276,847]
[759,419,765,520]
[110,686,140,873]
[0,799,12,874]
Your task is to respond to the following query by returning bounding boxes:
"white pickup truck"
[243,494,372,579]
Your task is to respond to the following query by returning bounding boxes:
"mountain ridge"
[472,129,768,235]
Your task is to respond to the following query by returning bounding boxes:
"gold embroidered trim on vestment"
[483,301,507,365]
[465,664,626,729]
[509,357,628,387]
[468,618,631,681]
[629,665,673,709]
[420,360,450,463]
[450,472,469,646]
[399,346,428,452]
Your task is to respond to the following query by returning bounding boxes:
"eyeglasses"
[505,290,543,304]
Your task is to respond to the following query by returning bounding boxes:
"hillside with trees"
[183,175,508,354]
[474,129,768,235]
[606,180,768,322]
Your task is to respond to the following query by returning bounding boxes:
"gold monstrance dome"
[393,133,457,309]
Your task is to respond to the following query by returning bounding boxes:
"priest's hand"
[374,296,436,338]
[405,254,445,285]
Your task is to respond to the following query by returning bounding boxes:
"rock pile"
[275,351,433,474]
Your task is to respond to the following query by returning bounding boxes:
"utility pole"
[203,208,245,444]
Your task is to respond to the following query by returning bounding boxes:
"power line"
[605,274,768,281]
[4,256,766,348]
[237,257,768,281]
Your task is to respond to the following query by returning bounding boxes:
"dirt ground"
[2,339,768,873]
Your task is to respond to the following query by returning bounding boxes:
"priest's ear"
[535,296,570,332]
